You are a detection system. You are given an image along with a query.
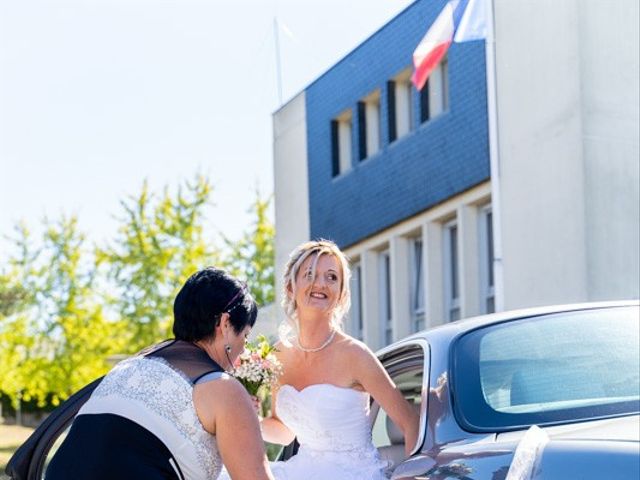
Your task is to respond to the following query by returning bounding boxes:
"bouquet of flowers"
[233,335,283,397]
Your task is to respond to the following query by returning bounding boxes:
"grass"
[0,424,34,480]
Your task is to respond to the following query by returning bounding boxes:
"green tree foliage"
[97,174,219,351]
[0,175,276,410]
[0,219,126,407]
[0,275,29,318]
[0,224,38,408]
[37,216,128,403]
[222,192,275,306]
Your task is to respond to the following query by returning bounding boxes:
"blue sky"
[0,0,414,253]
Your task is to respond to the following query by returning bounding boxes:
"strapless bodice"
[220,384,389,479]
[276,383,374,452]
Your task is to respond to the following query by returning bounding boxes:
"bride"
[260,240,418,479]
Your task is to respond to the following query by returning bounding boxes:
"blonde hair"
[279,239,352,346]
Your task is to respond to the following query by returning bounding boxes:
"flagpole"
[484,0,505,312]
[273,17,283,107]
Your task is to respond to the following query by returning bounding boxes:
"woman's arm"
[194,378,274,480]
[260,385,296,445]
[353,345,420,456]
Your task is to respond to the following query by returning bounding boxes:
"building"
[272,0,639,349]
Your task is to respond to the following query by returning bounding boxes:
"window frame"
[358,89,382,161]
[450,305,640,433]
[331,108,353,177]
[420,54,449,123]
[350,261,364,341]
[478,204,495,314]
[389,68,414,142]
[409,236,426,332]
[443,219,460,322]
[379,249,393,345]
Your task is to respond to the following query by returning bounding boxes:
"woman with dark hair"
[46,267,275,480]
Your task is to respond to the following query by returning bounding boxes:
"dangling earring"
[223,343,234,373]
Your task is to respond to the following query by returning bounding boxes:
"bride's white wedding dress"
[218,383,389,479]
[268,383,389,480]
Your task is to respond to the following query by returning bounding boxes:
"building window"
[479,205,495,313]
[379,250,392,345]
[443,219,460,322]
[410,237,425,332]
[420,55,449,123]
[388,68,413,142]
[351,262,364,340]
[331,109,352,177]
[358,90,381,160]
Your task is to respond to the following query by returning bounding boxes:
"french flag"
[411,0,487,91]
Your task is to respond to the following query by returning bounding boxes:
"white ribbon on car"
[505,425,550,480]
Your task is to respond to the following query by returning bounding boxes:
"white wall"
[579,0,640,300]
[253,303,279,341]
[272,92,310,329]
[494,0,639,309]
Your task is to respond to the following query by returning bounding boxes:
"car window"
[371,368,423,447]
[373,342,428,455]
[371,407,392,447]
[453,305,640,432]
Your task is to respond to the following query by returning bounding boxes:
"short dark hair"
[173,267,257,342]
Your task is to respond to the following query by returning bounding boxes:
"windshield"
[452,305,640,432]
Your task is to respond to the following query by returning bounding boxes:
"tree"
[0,174,276,412]
[0,274,29,318]
[0,218,126,408]
[0,223,42,409]
[97,174,219,351]
[222,192,275,307]
[36,216,127,403]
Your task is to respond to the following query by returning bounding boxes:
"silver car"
[364,301,639,479]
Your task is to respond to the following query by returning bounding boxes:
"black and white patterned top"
[46,340,226,480]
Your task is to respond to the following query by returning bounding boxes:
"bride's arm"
[260,385,296,445]
[352,345,419,456]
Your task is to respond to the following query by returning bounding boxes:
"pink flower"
[233,336,283,396]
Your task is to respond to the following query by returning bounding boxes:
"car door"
[372,339,430,480]
[5,377,103,480]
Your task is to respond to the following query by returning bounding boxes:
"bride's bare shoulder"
[336,332,372,358]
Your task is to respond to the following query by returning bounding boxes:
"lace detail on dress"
[91,356,222,479]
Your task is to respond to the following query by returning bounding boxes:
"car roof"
[402,300,639,344]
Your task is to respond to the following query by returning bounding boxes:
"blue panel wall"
[305,0,489,248]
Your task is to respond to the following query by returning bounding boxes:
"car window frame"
[376,337,431,457]
[449,305,640,433]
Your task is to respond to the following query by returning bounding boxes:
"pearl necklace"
[296,329,337,353]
